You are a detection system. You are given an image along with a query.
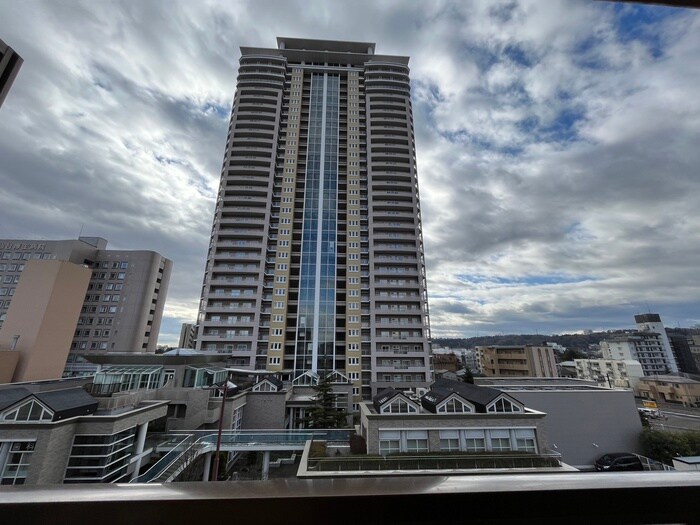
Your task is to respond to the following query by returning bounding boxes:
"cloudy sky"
[1,0,699,344]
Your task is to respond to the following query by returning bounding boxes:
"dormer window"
[2,399,53,422]
[252,380,277,392]
[437,396,473,414]
[380,397,418,414]
[487,396,523,413]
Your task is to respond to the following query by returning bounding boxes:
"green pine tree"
[303,376,347,429]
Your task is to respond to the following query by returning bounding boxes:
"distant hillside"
[433,327,700,352]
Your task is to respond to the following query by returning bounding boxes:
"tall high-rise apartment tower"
[197,38,432,402]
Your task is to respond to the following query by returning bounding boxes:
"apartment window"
[463,430,486,452]
[275,289,286,296]
[65,427,136,483]
[405,430,429,453]
[348,357,359,365]
[514,429,537,453]
[277,264,288,270]
[274,301,285,309]
[488,429,512,452]
[269,357,281,365]
[348,372,360,380]
[348,343,359,351]
[348,303,359,310]
[272,329,283,336]
[273,315,284,322]
[352,387,360,395]
[348,315,359,323]
[439,430,460,452]
[0,441,35,485]
[276,276,287,283]
[378,431,401,455]
[270,343,282,350]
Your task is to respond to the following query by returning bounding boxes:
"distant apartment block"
[689,335,700,372]
[0,237,172,379]
[0,38,23,108]
[574,358,644,389]
[635,314,678,372]
[477,345,558,378]
[667,334,700,375]
[178,323,197,349]
[601,314,678,376]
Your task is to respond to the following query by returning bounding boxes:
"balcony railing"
[3,472,700,525]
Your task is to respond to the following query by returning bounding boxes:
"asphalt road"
[635,400,700,432]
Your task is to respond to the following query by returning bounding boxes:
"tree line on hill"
[433,327,700,354]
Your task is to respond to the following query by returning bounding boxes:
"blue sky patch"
[457,273,595,286]
[502,43,535,67]
[613,3,679,58]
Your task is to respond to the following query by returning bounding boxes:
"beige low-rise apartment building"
[0,237,172,380]
[477,345,558,378]
[636,374,700,407]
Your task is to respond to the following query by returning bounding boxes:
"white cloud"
[1,0,699,343]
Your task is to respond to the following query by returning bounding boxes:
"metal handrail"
[131,434,193,483]
[131,429,353,483]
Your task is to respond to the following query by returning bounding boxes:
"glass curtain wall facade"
[197,38,432,405]
[295,73,339,375]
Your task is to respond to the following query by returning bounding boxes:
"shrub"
[640,428,700,465]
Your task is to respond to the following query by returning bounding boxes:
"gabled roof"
[253,376,284,391]
[33,388,98,420]
[292,371,319,385]
[261,375,284,389]
[421,389,474,413]
[372,388,403,412]
[0,387,32,412]
[425,378,523,413]
[0,387,98,422]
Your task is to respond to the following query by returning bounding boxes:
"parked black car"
[594,453,644,472]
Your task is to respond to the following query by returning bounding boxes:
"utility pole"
[211,374,230,481]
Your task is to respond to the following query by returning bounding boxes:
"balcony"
[4,473,699,524]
